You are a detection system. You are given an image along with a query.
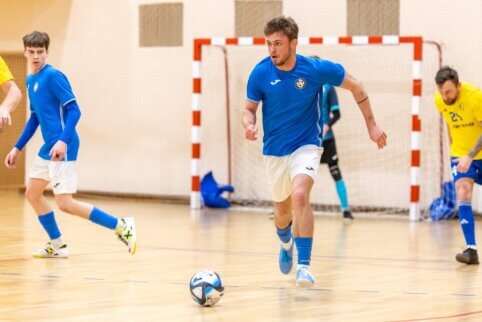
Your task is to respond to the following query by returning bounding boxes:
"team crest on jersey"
[295,78,306,89]
[34,82,39,92]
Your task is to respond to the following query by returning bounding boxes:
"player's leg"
[50,161,137,255]
[264,155,294,274]
[324,139,353,220]
[53,193,137,255]
[27,157,68,258]
[291,174,316,287]
[452,159,478,264]
[274,197,294,274]
[289,145,322,287]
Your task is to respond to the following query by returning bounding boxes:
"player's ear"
[291,38,298,48]
[457,82,461,91]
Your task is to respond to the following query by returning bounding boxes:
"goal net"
[192,36,448,219]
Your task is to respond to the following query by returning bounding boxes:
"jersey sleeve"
[434,94,444,112]
[315,59,345,87]
[50,71,76,107]
[0,56,14,86]
[471,89,482,122]
[247,67,263,103]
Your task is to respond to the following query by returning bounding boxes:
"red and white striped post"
[400,36,423,221]
[191,36,424,220]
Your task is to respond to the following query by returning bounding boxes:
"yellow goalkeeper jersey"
[435,82,482,159]
[0,56,14,86]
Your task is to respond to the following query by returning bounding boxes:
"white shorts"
[30,156,78,194]
[263,144,323,202]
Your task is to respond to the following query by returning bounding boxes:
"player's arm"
[50,100,81,161]
[244,67,262,141]
[456,90,482,172]
[454,121,482,173]
[446,123,452,145]
[49,72,81,161]
[242,99,259,141]
[339,71,387,149]
[5,112,39,169]
[0,79,22,128]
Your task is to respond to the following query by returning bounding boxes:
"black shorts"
[320,138,338,164]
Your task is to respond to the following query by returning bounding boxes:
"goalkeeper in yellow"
[0,56,22,128]
[434,66,482,265]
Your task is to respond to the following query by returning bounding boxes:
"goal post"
[191,35,443,221]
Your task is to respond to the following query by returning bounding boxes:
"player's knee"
[456,183,472,201]
[25,188,41,202]
[291,188,309,207]
[328,163,342,181]
[56,198,73,213]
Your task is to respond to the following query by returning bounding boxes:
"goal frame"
[190,35,423,221]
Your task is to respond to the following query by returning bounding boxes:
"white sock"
[115,219,124,230]
[467,245,477,250]
[51,238,64,248]
[297,264,309,270]
[282,238,293,250]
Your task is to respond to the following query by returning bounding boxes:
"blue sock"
[458,201,476,247]
[335,179,349,211]
[89,207,119,230]
[276,223,292,243]
[38,211,61,240]
[294,237,313,265]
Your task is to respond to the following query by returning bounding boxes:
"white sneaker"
[33,242,69,258]
[296,265,315,288]
[116,217,137,255]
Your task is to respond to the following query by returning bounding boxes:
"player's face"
[437,80,460,105]
[24,46,48,73]
[266,32,297,68]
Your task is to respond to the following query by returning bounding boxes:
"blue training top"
[20,64,80,161]
[247,54,345,156]
[319,84,339,141]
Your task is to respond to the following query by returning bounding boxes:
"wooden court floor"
[1,190,482,321]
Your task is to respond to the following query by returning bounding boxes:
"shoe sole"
[32,254,68,259]
[296,279,315,288]
[130,241,137,255]
[455,256,479,264]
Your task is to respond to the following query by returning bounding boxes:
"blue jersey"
[319,84,339,141]
[247,54,345,156]
[27,64,80,161]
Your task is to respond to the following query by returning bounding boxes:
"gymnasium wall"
[0,0,481,208]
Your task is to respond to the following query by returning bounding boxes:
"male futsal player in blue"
[242,17,386,287]
[4,31,137,258]
[319,83,354,220]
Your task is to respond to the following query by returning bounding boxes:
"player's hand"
[245,124,258,141]
[368,124,387,149]
[49,140,67,161]
[322,124,330,137]
[453,155,473,174]
[0,108,12,129]
[4,148,20,169]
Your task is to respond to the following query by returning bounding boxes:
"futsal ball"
[189,269,225,306]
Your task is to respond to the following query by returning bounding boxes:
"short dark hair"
[23,31,50,50]
[435,66,459,86]
[264,16,299,41]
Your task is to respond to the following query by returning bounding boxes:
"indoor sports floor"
[1,190,482,321]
